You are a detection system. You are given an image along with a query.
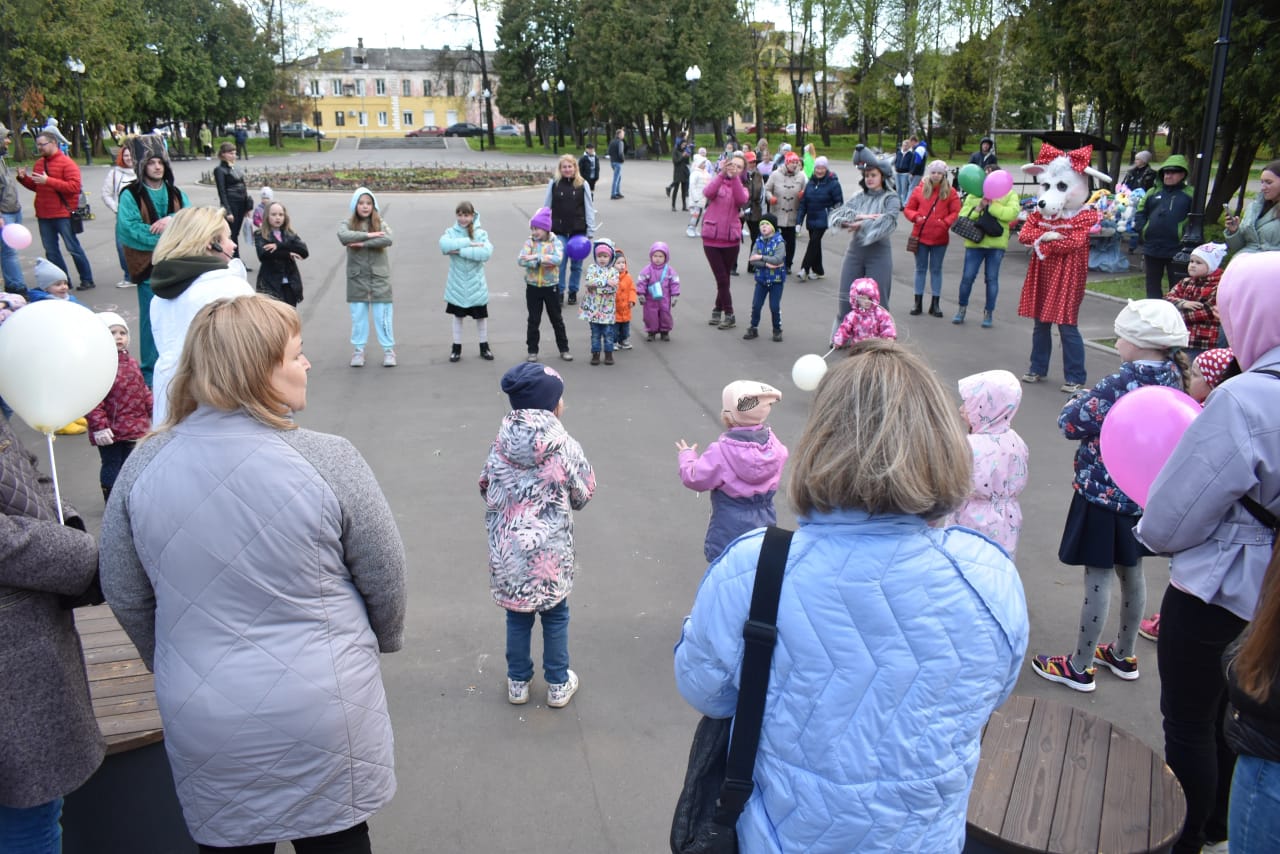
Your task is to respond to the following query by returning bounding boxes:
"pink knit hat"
[722,380,781,427]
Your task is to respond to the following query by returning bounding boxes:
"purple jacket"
[700,171,749,248]
[679,425,788,562]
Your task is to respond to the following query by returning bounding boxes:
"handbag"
[60,191,92,234]
[670,525,793,854]
[976,209,1004,237]
[907,191,942,254]
[951,214,986,243]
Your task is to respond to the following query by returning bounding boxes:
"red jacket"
[1165,269,1222,350]
[903,184,961,246]
[16,150,83,220]
[86,349,152,444]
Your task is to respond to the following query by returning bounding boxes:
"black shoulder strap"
[715,525,793,825]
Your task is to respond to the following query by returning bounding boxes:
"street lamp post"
[797,81,813,148]
[311,90,324,152]
[65,58,89,165]
[894,71,913,145]
[684,65,701,147]
[540,80,556,154]
[469,90,486,151]
[557,80,576,148]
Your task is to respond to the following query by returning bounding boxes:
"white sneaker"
[547,670,578,708]
[115,280,136,288]
[350,350,365,368]
[508,678,530,705]
[382,350,397,367]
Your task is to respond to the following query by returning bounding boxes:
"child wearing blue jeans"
[480,362,596,708]
[744,213,787,342]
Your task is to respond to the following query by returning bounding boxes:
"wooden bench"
[965,695,1185,854]
[62,605,197,853]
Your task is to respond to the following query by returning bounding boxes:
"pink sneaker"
[1139,613,1160,642]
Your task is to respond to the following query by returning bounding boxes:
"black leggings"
[525,285,569,355]
[1158,586,1247,852]
[198,821,371,854]
[779,226,797,271]
[801,227,827,275]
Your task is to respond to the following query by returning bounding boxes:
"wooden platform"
[75,603,163,755]
[966,694,1185,854]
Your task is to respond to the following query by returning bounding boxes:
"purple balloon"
[565,234,592,260]
[982,169,1014,200]
[1099,385,1201,508]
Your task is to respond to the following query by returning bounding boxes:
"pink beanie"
[722,380,781,427]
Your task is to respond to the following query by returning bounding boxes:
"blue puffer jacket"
[439,216,493,308]
[674,510,1028,853]
[797,171,844,229]
[1059,360,1183,515]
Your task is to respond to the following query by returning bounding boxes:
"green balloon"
[958,163,986,196]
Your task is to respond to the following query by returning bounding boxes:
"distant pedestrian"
[439,200,494,362]
[233,123,249,159]
[797,156,844,281]
[893,139,914,208]
[635,241,680,341]
[338,187,397,368]
[197,123,213,160]
[578,143,600,193]
[607,129,625,199]
[669,142,691,211]
[481,362,595,708]
[1122,150,1157,192]
[968,137,997,170]
[686,153,711,237]
[212,142,251,257]
[101,140,137,289]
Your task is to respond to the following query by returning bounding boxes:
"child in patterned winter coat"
[945,370,1029,557]
[744,214,787,342]
[580,239,619,365]
[676,381,789,563]
[635,241,681,342]
[480,362,595,708]
[832,277,897,349]
[613,249,636,350]
[86,311,152,500]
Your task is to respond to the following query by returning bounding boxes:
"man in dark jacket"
[1122,150,1157,192]
[969,137,997,170]
[893,139,914,207]
[1134,154,1193,298]
[578,143,600,193]
[607,130,625,199]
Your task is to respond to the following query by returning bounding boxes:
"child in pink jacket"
[833,278,897,348]
[676,381,789,562]
[945,369,1029,557]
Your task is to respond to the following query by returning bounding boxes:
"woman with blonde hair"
[904,159,961,317]
[101,294,406,853]
[148,206,253,423]
[675,339,1028,853]
[543,153,596,305]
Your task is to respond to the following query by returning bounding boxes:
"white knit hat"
[1190,242,1227,274]
[97,311,128,334]
[1114,299,1189,350]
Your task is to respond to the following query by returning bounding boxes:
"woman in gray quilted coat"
[100,295,407,853]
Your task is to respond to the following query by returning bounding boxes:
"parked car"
[405,125,444,137]
[444,122,484,137]
[784,123,810,135]
[280,122,325,139]
[495,124,521,137]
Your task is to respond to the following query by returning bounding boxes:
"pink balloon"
[982,169,1013,200]
[1099,386,1202,508]
[1,223,32,250]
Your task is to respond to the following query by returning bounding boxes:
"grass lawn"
[1086,274,1146,300]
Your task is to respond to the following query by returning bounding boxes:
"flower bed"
[199,163,548,192]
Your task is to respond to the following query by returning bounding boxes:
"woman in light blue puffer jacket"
[675,339,1029,853]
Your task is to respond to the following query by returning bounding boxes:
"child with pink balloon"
[1031,299,1189,694]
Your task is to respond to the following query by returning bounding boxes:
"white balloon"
[0,301,118,432]
[792,354,828,391]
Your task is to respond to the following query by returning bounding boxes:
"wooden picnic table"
[965,694,1185,854]
[62,604,197,853]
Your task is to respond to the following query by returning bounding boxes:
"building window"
[446,78,455,97]
[331,79,343,96]
[423,80,431,96]
[402,80,411,96]
[358,111,367,126]
[355,80,366,96]
[377,111,388,126]
[308,79,320,96]
[375,79,386,95]
[402,111,413,126]
[335,111,345,127]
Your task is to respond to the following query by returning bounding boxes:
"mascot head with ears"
[1023,144,1112,219]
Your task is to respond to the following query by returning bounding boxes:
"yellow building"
[296,41,508,137]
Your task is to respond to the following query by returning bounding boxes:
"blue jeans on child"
[1030,320,1086,385]
[956,247,1005,312]
[506,599,570,684]
[0,797,63,854]
[615,319,631,344]
[913,243,947,297]
[98,441,136,494]
[750,281,784,332]
[589,322,615,353]
[1230,754,1280,853]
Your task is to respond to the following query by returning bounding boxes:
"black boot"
[449,343,462,363]
[479,342,494,361]
[910,295,924,316]
[928,296,943,317]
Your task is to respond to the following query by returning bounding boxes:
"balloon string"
[822,348,835,360]
[45,431,65,525]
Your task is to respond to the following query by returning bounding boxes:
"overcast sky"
[316,1,498,54]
